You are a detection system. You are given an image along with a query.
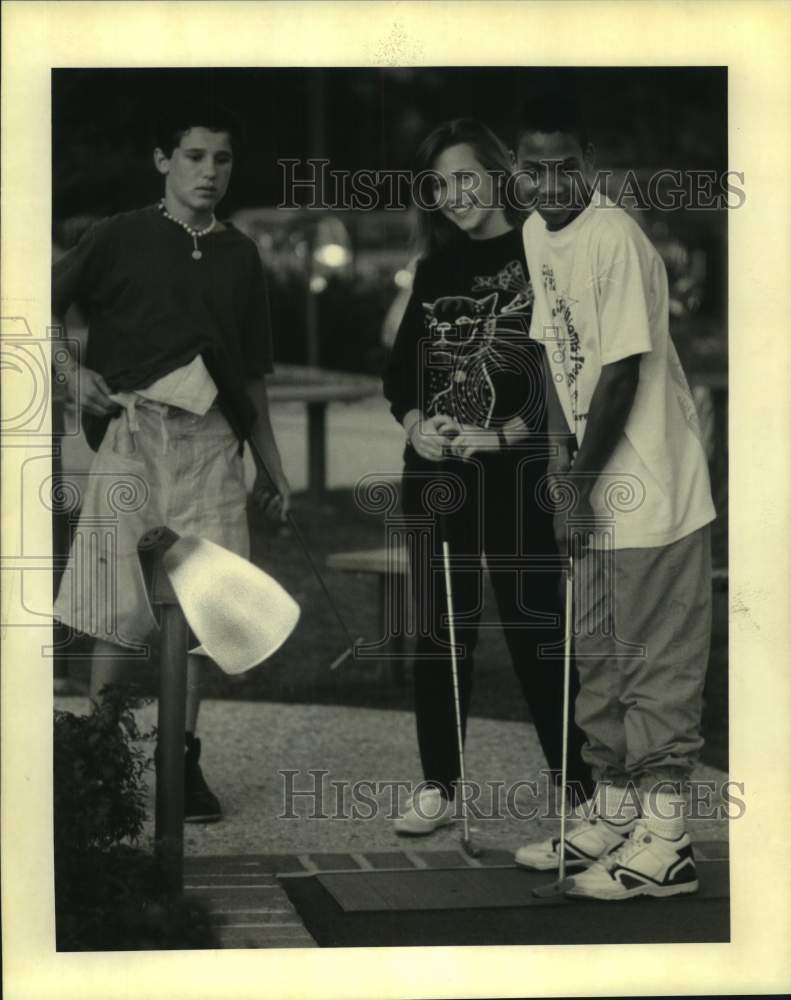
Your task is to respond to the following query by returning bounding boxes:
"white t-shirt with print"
[523,197,715,549]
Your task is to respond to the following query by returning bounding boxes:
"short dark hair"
[517,93,591,150]
[153,99,244,157]
[412,117,523,258]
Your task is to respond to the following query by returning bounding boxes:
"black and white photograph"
[2,3,790,999]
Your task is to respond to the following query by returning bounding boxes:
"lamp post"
[137,526,188,896]
[137,527,301,897]
[298,213,354,368]
[227,206,356,499]
[293,213,353,499]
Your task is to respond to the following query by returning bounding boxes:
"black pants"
[402,449,594,805]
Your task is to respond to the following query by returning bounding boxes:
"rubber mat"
[317,860,729,912]
[279,861,730,947]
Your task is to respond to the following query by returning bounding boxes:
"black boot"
[184,733,222,823]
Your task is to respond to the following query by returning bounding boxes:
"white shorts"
[54,400,249,653]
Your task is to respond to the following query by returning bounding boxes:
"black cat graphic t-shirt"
[383,227,546,443]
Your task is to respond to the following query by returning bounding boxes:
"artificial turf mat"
[280,861,729,947]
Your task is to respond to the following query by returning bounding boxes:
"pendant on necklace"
[192,249,202,260]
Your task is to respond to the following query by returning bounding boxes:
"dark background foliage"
[53,67,727,218]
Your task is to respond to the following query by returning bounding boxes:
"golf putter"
[246,437,363,668]
[533,555,576,898]
[435,424,481,859]
[441,535,481,860]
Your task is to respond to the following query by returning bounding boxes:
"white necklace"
[158,199,216,259]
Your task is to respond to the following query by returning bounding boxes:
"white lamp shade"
[162,536,300,675]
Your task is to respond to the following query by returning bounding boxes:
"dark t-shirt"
[383,227,545,437]
[383,227,555,552]
[53,205,274,448]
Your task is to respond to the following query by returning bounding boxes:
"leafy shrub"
[54,686,152,856]
[54,687,216,951]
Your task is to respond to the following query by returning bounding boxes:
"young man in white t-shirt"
[511,98,716,900]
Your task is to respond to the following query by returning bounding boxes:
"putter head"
[329,640,365,671]
[162,535,300,675]
[461,838,482,859]
[531,876,576,899]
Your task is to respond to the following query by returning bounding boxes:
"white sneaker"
[515,816,631,871]
[565,822,698,900]
[394,787,454,836]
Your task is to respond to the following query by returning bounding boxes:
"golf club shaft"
[558,556,574,882]
[442,539,471,846]
[246,437,359,654]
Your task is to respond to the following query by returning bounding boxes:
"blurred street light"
[233,207,353,367]
[300,212,353,366]
[313,216,353,271]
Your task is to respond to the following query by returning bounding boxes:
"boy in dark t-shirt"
[53,100,290,822]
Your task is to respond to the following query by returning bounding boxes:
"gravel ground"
[55,697,729,857]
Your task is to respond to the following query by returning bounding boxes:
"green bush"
[54,688,216,951]
[54,686,152,855]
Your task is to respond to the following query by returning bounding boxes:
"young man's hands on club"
[252,467,291,523]
[552,491,600,554]
[551,355,641,554]
[545,439,584,552]
[247,377,292,523]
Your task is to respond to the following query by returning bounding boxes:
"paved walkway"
[183,856,316,948]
